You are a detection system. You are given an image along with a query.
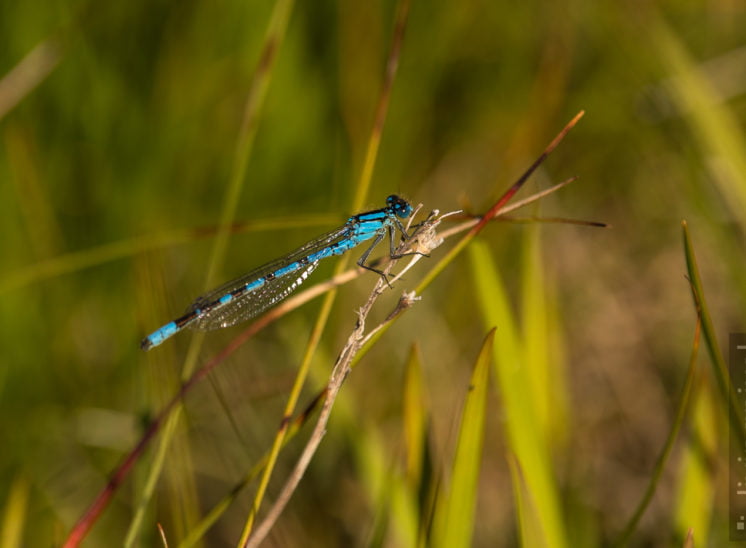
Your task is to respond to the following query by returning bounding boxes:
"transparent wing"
[187,225,350,331]
[191,260,320,330]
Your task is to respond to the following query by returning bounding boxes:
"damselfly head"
[387,195,413,219]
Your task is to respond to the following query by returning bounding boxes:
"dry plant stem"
[157,523,169,548]
[360,291,420,347]
[244,215,444,548]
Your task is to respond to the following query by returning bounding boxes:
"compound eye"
[386,195,412,218]
[396,199,413,219]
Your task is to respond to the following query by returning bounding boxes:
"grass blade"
[682,221,745,444]
[674,376,717,545]
[0,476,29,548]
[432,328,494,548]
[469,239,566,547]
[615,319,701,545]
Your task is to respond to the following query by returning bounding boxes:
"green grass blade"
[506,454,545,548]
[469,239,567,548]
[0,476,29,548]
[615,320,701,545]
[403,343,428,491]
[401,345,439,547]
[521,222,569,445]
[432,328,494,548]
[674,377,717,545]
[682,221,745,443]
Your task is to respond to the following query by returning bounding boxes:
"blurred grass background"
[1,0,745,546]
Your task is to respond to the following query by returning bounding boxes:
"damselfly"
[141,195,414,350]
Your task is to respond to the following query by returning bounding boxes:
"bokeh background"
[1,0,745,546]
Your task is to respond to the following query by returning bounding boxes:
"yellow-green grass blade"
[354,426,419,548]
[402,345,439,547]
[432,328,494,548]
[521,221,569,447]
[1,476,29,548]
[469,239,566,547]
[403,343,428,491]
[674,378,717,545]
[507,453,546,548]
